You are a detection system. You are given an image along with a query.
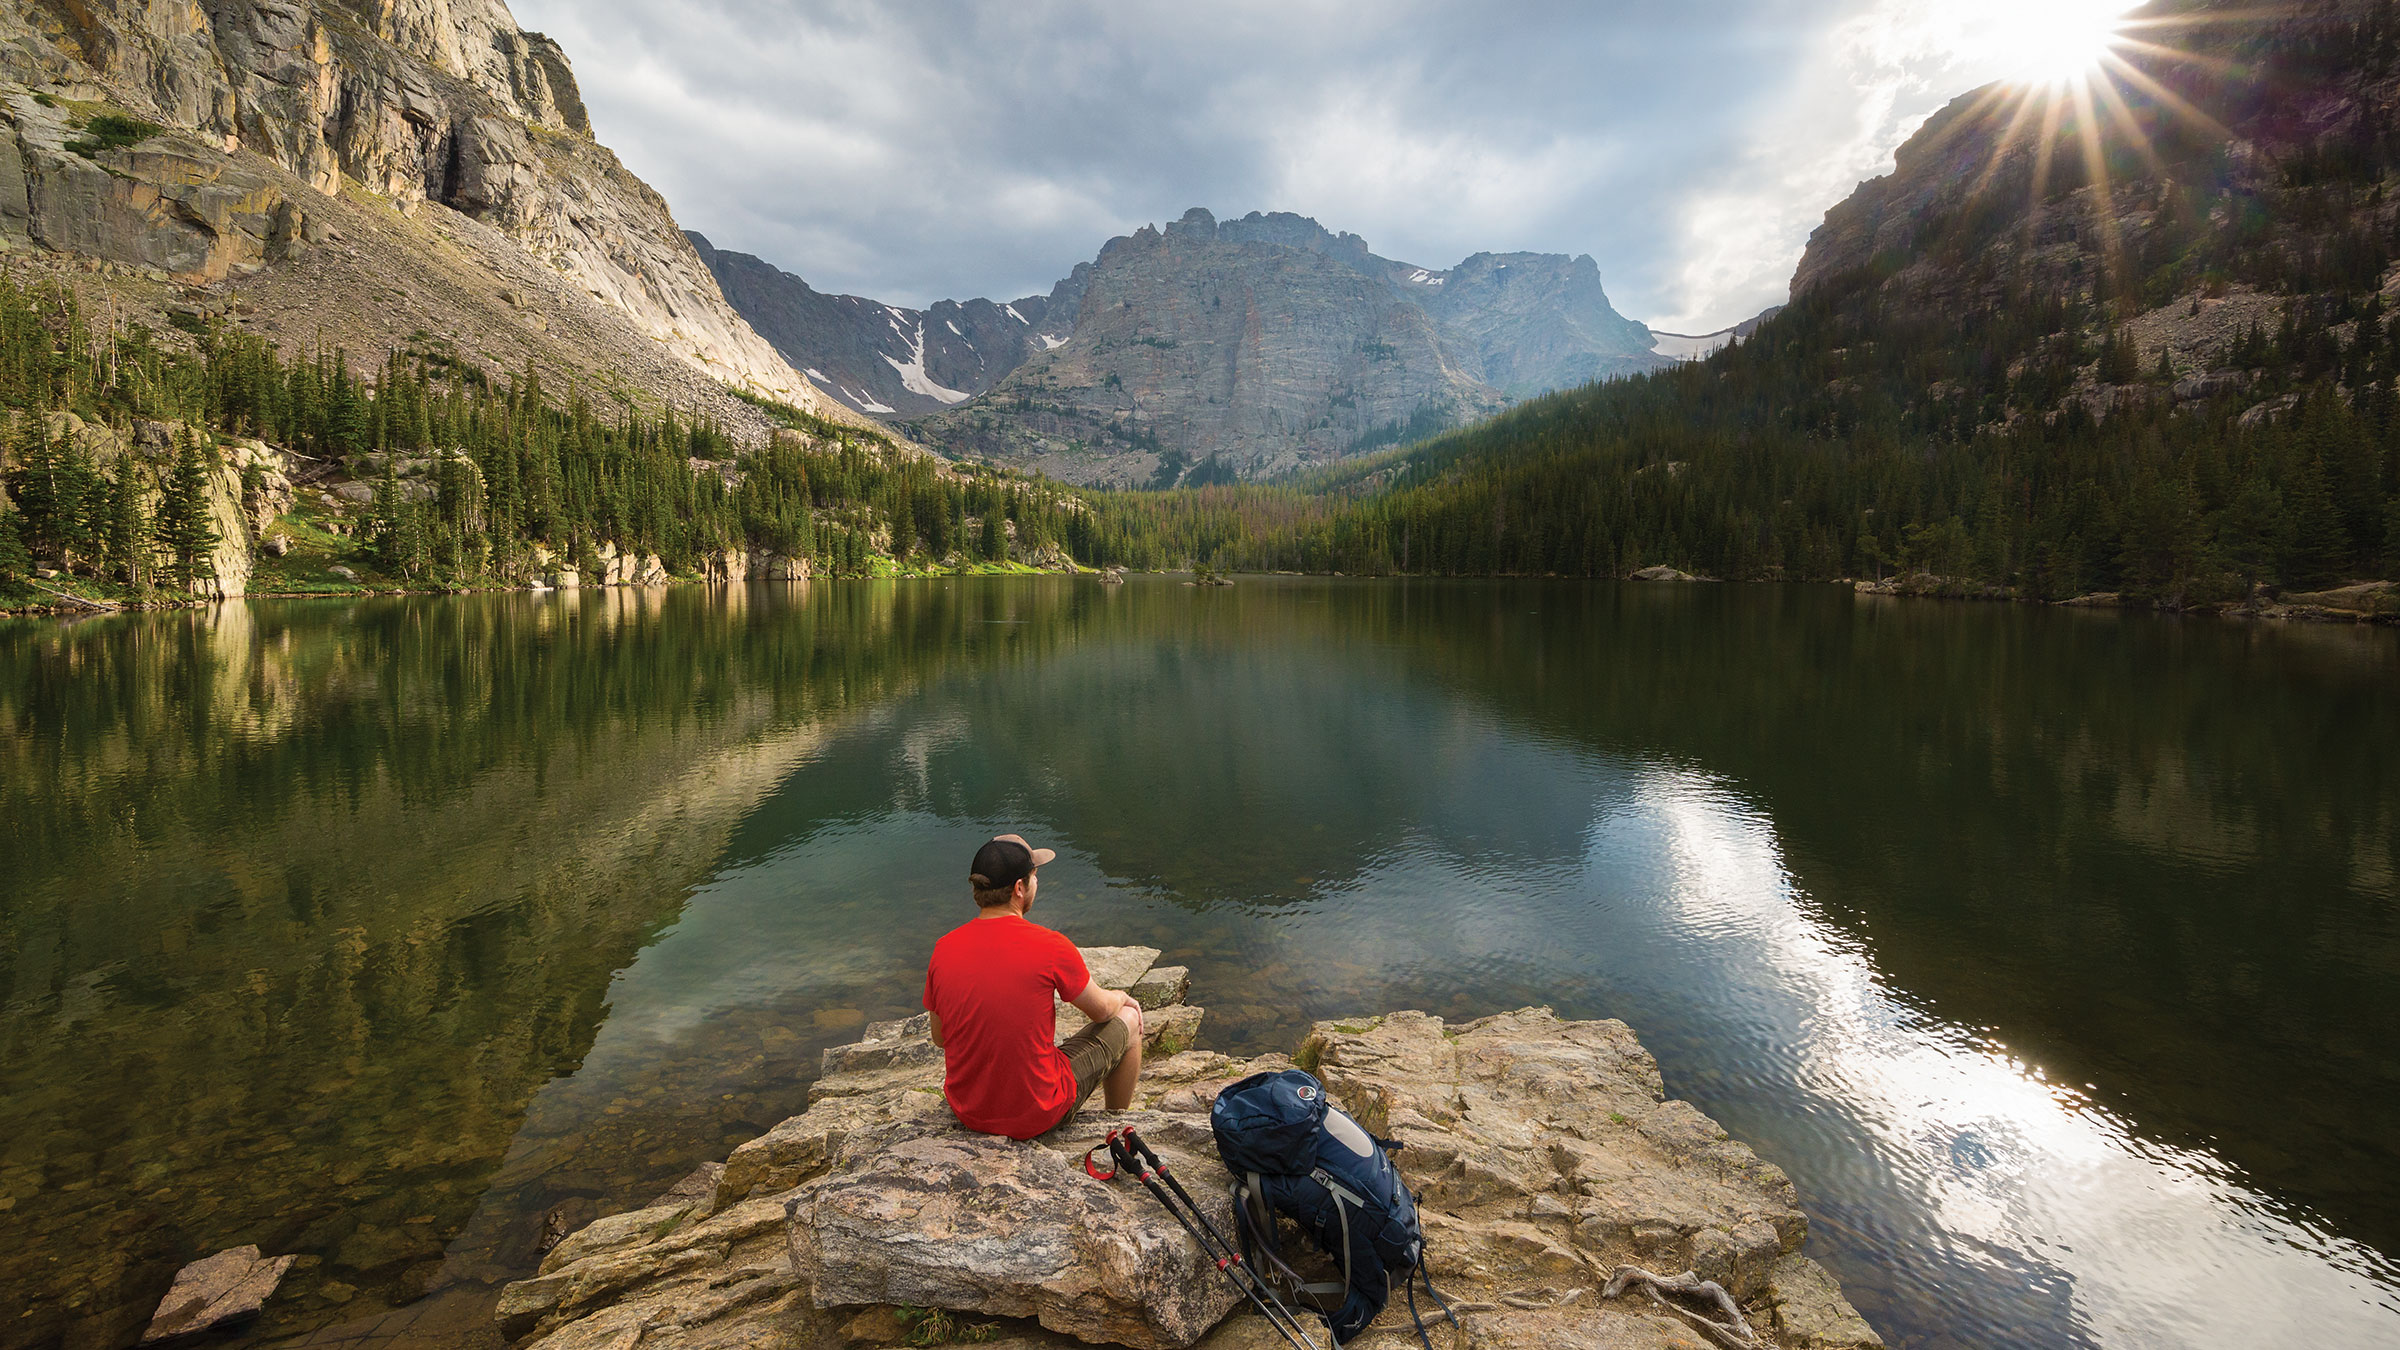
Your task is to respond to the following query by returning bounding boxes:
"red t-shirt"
[922,914,1093,1138]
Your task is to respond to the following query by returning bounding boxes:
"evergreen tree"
[0,504,28,585]
[2099,329,2143,384]
[154,433,221,593]
[366,452,405,573]
[2212,477,2284,592]
[2282,455,2352,588]
[6,415,74,561]
[103,459,151,587]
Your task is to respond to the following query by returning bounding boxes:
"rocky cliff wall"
[910,210,1505,485]
[884,208,1666,485]
[0,0,859,428]
[691,231,1075,418]
[1784,0,2397,375]
[24,410,292,599]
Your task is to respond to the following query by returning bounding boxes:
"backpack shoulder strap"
[1404,1250,1461,1350]
[1237,1172,1343,1301]
[1308,1167,1363,1294]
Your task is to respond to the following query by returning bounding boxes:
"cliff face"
[691,231,1077,417]
[0,0,856,428]
[1413,249,1663,397]
[904,209,1504,486]
[882,209,1666,485]
[1784,0,2399,389]
[702,207,1664,485]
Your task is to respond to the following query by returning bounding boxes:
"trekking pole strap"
[1083,1130,1121,1180]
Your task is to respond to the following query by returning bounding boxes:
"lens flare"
[1977,0,2141,89]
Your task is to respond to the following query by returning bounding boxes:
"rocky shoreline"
[1851,570,2400,624]
[496,947,1880,1350]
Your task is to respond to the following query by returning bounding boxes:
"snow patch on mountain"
[882,319,971,404]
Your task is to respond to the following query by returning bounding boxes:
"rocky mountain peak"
[0,0,852,426]
[878,208,1667,484]
[1157,206,1378,271]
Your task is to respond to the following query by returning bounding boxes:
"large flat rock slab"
[791,1115,1240,1349]
[1299,1009,1878,1346]
[502,959,1882,1350]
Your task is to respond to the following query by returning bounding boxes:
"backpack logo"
[1297,1085,1318,1101]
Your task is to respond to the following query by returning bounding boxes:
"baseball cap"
[970,833,1056,889]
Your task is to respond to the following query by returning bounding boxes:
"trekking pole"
[1105,1133,1323,1350]
[1102,1133,1326,1350]
[1121,1127,1234,1250]
[1120,1127,1325,1337]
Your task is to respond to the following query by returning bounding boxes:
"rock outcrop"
[28,410,292,599]
[0,0,866,436]
[501,949,1880,1350]
[705,207,1666,484]
[691,232,1077,419]
[1782,0,2399,403]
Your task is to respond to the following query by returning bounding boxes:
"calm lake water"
[2,577,2396,1350]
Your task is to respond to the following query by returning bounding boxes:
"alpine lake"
[3,576,2396,1350]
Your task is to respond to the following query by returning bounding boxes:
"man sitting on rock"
[923,834,1145,1139]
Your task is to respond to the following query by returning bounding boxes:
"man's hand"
[1070,980,1142,1036]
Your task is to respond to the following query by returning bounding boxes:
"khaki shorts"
[1057,1014,1134,1122]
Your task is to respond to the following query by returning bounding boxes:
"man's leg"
[1102,1001,1144,1110]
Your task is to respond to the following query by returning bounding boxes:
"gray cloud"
[512,0,2135,330]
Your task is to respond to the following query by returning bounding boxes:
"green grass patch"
[894,1307,1001,1347]
[726,386,901,449]
[941,560,1053,577]
[66,113,162,158]
[247,511,372,595]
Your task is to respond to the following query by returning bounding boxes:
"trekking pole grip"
[1124,1126,1169,1172]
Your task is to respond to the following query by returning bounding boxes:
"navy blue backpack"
[1210,1069,1457,1347]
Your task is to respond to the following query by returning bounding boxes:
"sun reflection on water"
[1630,775,2400,1346]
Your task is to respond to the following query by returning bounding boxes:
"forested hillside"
[0,279,1140,603]
[12,0,2400,613]
[1171,0,2400,603]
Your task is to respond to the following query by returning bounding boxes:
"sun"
[1976,0,2142,89]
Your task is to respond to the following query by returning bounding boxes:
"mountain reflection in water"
[3,578,2394,1350]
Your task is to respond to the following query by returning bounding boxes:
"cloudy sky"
[513,0,2140,333]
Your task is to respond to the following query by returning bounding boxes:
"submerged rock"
[140,1245,295,1344]
[500,950,1882,1350]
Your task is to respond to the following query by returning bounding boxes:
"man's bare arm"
[1069,980,1143,1033]
[928,1012,945,1048]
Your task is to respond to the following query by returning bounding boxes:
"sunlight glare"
[1974,0,2140,88]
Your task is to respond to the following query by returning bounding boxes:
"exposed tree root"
[1602,1265,1758,1349]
